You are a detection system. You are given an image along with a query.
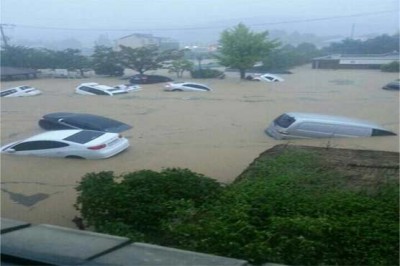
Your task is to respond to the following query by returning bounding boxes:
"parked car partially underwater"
[246,73,284,82]
[265,112,396,140]
[1,130,130,159]
[129,74,173,84]
[164,82,212,92]
[38,112,132,133]
[382,80,400,91]
[113,84,142,92]
[1,85,42,97]
[75,83,128,96]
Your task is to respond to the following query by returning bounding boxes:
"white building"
[115,34,179,51]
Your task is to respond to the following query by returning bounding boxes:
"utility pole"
[0,24,14,48]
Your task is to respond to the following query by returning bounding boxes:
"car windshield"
[63,131,105,144]
[274,114,296,128]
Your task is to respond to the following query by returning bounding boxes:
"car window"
[90,88,109,95]
[79,86,91,92]
[371,128,396,136]
[20,86,32,90]
[12,141,69,151]
[186,84,208,90]
[1,89,17,97]
[63,130,105,144]
[274,114,296,128]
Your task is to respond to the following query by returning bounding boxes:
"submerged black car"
[129,74,173,84]
[38,112,132,133]
[382,80,400,91]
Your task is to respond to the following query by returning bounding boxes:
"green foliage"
[381,61,400,72]
[168,59,194,78]
[1,45,90,71]
[190,68,225,79]
[118,45,181,74]
[217,23,279,79]
[75,168,222,242]
[262,43,321,70]
[322,34,399,54]
[92,45,124,76]
[162,151,399,265]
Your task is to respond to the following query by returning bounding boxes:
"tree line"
[1,24,398,78]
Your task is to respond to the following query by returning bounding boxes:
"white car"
[1,85,42,97]
[251,73,284,82]
[1,130,130,159]
[164,82,212,92]
[75,83,128,96]
[113,84,142,92]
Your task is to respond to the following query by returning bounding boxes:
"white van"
[265,112,396,140]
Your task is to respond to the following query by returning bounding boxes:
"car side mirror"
[7,148,16,153]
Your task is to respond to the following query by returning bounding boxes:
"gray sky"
[1,0,399,46]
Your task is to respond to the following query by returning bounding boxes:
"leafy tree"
[92,45,124,76]
[168,59,194,78]
[1,45,46,68]
[322,34,399,54]
[118,45,178,74]
[51,49,90,76]
[216,23,279,79]
[262,43,321,70]
[381,61,399,72]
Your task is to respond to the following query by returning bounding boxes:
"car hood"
[42,112,132,133]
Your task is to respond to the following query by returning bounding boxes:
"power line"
[3,10,397,32]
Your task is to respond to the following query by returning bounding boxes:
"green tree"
[216,23,279,79]
[262,43,321,70]
[322,34,399,54]
[92,45,124,76]
[118,45,178,74]
[168,59,194,78]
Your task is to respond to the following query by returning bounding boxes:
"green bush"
[190,68,225,79]
[381,61,399,72]
[75,151,399,265]
[75,168,222,242]
[163,151,399,265]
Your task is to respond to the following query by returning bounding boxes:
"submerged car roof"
[42,112,132,132]
[24,129,87,141]
[285,112,387,129]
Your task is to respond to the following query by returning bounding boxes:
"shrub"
[163,151,399,265]
[381,61,399,72]
[75,168,222,242]
[190,68,225,79]
[75,151,399,265]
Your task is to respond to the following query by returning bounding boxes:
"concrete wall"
[1,218,251,266]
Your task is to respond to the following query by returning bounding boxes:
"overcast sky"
[1,0,399,46]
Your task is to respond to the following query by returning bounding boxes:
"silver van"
[265,112,396,140]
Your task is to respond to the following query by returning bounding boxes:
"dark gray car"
[38,112,132,133]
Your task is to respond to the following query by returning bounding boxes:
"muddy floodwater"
[1,66,399,228]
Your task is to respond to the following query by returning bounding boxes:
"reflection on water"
[1,66,399,228]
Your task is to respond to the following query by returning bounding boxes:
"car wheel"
[65,155,85,159]
[172,89,183,92]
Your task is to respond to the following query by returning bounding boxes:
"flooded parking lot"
[1,66,399,228]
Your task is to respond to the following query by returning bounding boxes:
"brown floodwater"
[1,66,399,228]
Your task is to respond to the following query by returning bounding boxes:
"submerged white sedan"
[247,73,284,82]
[164,82,212,92]
[1,130,129,159]
[1,85,42,97]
